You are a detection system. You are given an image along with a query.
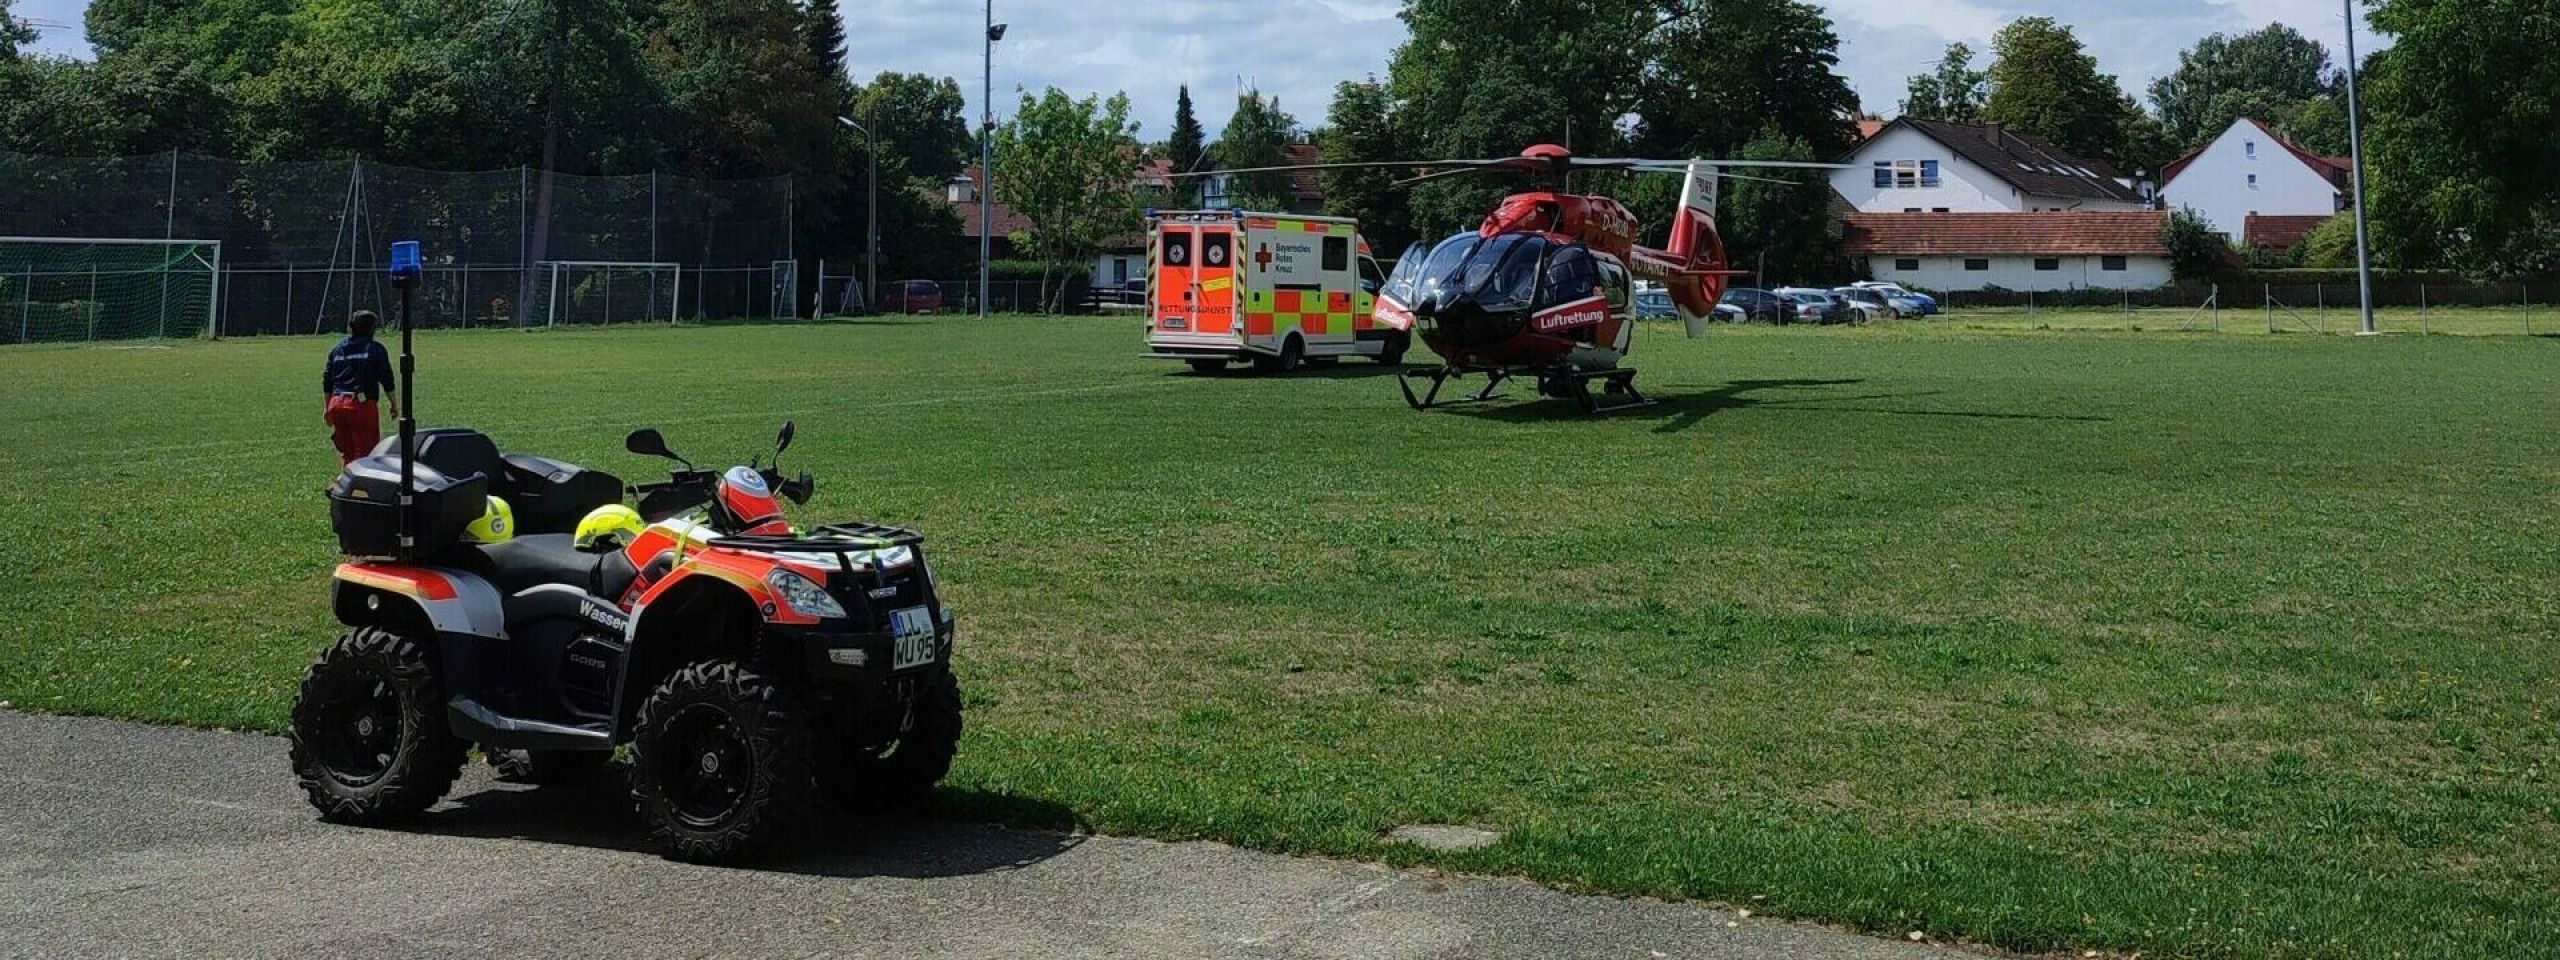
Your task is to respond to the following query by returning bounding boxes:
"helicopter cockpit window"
[1380,242,1428,303]
[1419,233,1549,311]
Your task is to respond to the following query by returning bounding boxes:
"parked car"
[888,279,944,314]
[1716,287,1794,324]
[1633,288,1678,320]
[1774,288,1857,325]
[1850,281,1939,316]
[1831,286,1906,322]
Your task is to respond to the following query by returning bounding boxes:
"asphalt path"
[0,711,1974,959]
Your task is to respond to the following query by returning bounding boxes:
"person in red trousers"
[321,310,398,465]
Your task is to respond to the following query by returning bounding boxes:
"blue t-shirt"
[323,336,395,401]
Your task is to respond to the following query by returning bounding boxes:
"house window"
[2034,258,2061,272]
[1894,258,1921,272]
[1905,208,1923,213]
[2245,141,2258,159]
[2102,256,2128,271]
[1322,236,1350,272]
[1964,259,1991,272]
[2248,174,2260,190]
[1933,207,1950,213]
[1874,160,1941,189]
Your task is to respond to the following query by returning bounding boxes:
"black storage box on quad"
[328,456,490,558]
[502,454,624,536]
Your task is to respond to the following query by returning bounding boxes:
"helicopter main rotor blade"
[1159,158,1514,180]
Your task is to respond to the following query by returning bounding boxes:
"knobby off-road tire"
[288,626,469,825]
[816,669,964,812]
[629,659,813,864]
[489,748,615,785]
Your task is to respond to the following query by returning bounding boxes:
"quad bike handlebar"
[625,425,816,528]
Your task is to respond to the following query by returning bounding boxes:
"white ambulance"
[1141,210,1406,373]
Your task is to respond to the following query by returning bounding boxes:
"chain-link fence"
[1858,281,2553,336]
[0,151,796,343]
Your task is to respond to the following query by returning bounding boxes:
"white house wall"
[1834,127,2150,214]
[1834,128,2017,212]
[2161,122,2342,241]
[1862,255,2173,292]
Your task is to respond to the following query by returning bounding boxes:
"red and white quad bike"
[296,421,960,863]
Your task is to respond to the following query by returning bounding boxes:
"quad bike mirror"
[626,428,687,465]
[775,419,796,457]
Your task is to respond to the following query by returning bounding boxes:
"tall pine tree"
[800,0,847,89]
[1167,85,1207,173]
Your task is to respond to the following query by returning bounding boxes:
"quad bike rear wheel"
[629,659,812,863]
[288,626,469,824]
[816,669,964,811]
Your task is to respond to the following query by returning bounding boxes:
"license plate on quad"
[890,606,938,670]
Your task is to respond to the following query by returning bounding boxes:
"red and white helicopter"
[1187,145,1842,413]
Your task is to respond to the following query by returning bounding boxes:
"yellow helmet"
[575,504,646,550]
[464,496,516,544]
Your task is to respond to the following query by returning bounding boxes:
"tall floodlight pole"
[2343,0,2378,336]
[838,116,880,313]
[979,6,1006,319]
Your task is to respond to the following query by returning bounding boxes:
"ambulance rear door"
[1153,219,1238,338]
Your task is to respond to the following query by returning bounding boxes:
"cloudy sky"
[17,0,2373,137]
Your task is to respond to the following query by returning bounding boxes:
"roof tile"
[1842,212,2172,256]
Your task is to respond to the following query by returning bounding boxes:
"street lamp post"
[2343,0,2378,336]
[837,115,879,314]
[982,7,1006,319]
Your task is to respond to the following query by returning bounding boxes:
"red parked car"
[887,280,943,314]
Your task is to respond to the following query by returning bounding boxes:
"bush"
[2162,209,2239,282]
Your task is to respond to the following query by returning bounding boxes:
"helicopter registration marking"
[891,606,937,670]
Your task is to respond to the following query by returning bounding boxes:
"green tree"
[0,0,37,59]
[2281,92,2351,156]
[2365,0,2560,274]
[991,87,1143,310]
[853,72,972,181]
[1902,42,1987,123]
[1632,0,1855,160]
[1211,89,1296,211]
[799,0,846,89]
[2160,208,2234,281]
[1319,78,1414,255]
[1721,128,1836,285]
[646,0,834,178]
[1166,84,1206,174]
[2149,24,2335,148]
[1985,17,2152,173]
[2298,214,2359,269]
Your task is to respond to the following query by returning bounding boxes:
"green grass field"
[1928,304,2551,337]
[4,318,2557,958]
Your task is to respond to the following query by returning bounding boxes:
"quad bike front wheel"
[287,626,469,824]
[629,659,812,864]
[817,669,964,811]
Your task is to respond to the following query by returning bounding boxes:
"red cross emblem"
[1254,244,1273,270]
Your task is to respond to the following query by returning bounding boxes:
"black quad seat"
[478,534,639,600]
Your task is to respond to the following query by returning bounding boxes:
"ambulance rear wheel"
[1255,337,1304,374]
[1376,332,1410,366]
[1186,358,1226,374]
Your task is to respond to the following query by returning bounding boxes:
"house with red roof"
[1842,212,2175,292]
[2158,118,2351,249]
[1832,118,2154,215]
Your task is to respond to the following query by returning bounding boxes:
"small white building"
[1843,212,2175,292]
[1833,118,2153,214]
[2158,118,2351,246]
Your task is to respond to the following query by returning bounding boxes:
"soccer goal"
[0,238,221,344]
[538,261,681,327]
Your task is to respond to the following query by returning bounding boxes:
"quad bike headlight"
[765,569,847,620]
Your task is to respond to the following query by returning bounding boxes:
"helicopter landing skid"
[1399,366,1514,410]
[1548,367,1656,415]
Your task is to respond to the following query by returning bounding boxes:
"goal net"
[538,261,679,327]
[0,238,220,344]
